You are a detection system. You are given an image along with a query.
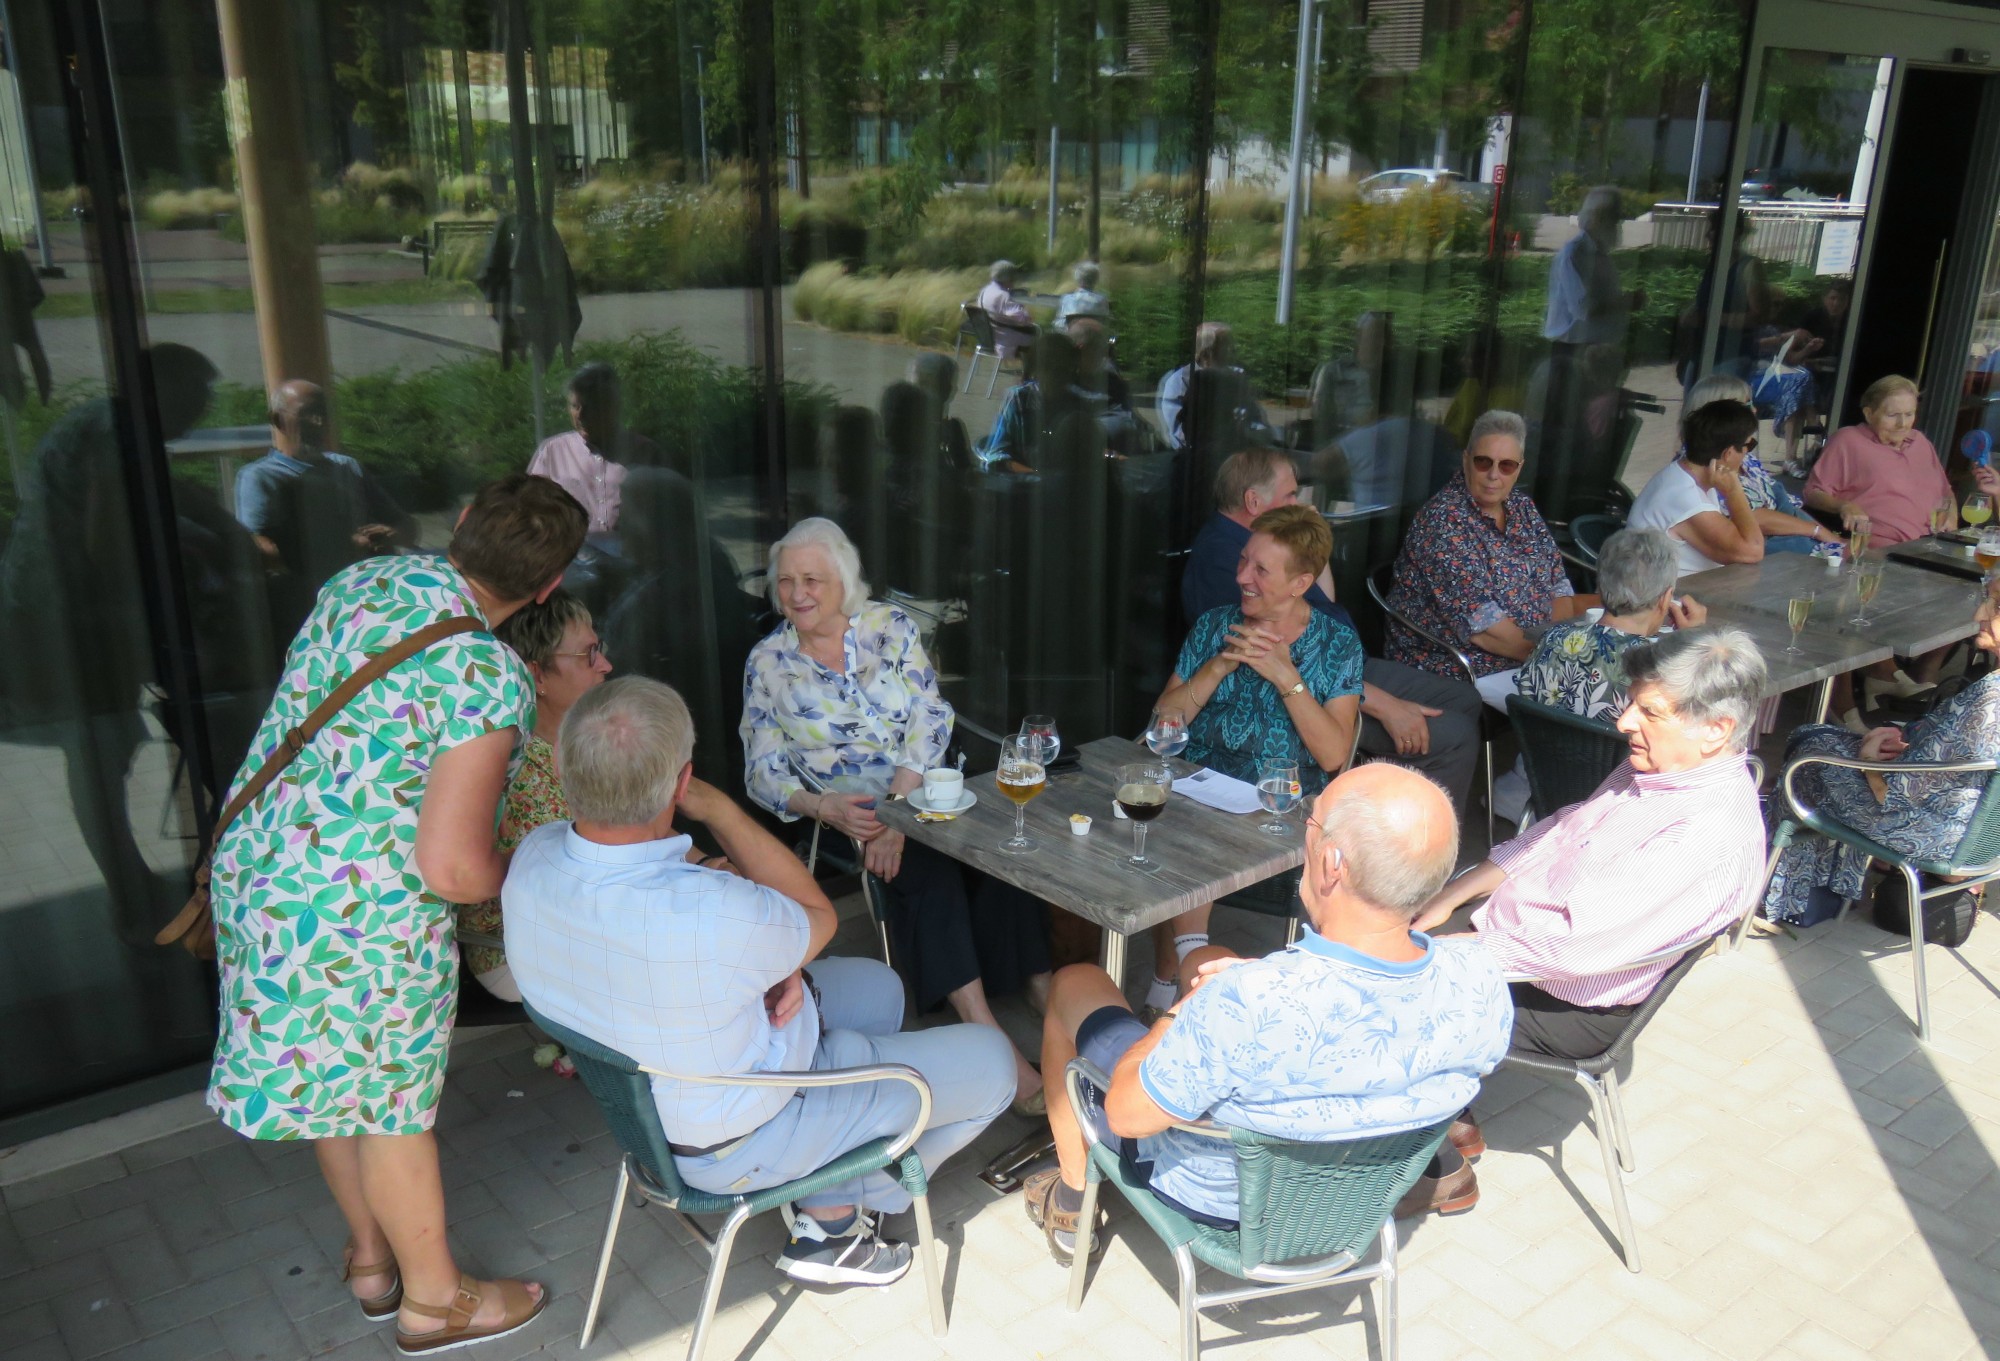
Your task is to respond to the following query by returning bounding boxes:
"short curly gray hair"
[770,517,871,618]
[1467,409,1527,453]
[1622,626,1766,752]
[1596,528,1678,616]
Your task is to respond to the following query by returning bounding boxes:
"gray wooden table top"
[879,735,1303,939]
[1887,534,1988,582]
[1681,552,1979,680]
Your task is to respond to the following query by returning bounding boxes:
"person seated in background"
[526,362,665,550]
[978,325,1133,472]
[1054,260,1112,332]
[1022,764,1511,1262]
[1386,410,1598,707]
[1184,449,1484,815]
[1681,374,1837,554]
[1158,322,1262,450]
[507,677,1014,1287]
[741,518,1052,1108]
[1145,503,1364,1018]
[1763,580,2000,928]
[235,378,414,593]
[1405,627,1768,1214]
[1517,527,1706,722]
[1628,398,1766,573]
[977,259,1037,361]
[906,353,974,470]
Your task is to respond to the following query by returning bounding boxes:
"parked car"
[1357,168,1494,205]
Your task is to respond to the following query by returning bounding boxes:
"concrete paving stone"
[1888,1090,1977,1150]
[52,1284,142,1359]
[303,1331,399,1361]
[1777,1319,1888,1361]
[115,1122,239,1176]
[481,1160,580,1233]
[1869,1303,1981,1361]
[210,1295,310,1361]
[99,1223,194,1306]
[182,1212,317,1288]
[506,1121,604,1188]
[126,1261,271,1335]
[96,1315,228,1361]
[435,1100,559,1158]
[218,1171,336,1234]
[1687,1288,1804,1361]
[8,1195,81,1240]
[3,1156,130,1212]
[22,1205,153,1271]
[1833,1021,1927,1077]
[0,1297,57,1344]
[1519,1275,1632,1351]
[146,1184,235,1257]
[294,1294,396,1354]
[189,1138,281,1204]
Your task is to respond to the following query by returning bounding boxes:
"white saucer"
[909,788,978,815]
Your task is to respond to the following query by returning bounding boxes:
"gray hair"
[989,259,1018,283]
[1315,779,1458,919]
[908,352,957,407]
[559,676,694,825]
[1072,260,1101,290]
[1597,528,1679,616]
[1467,409,1527,454]
[1622,626,1766,752]
[770,516,871,617]
[1579,185,1623,234]
[1685,372,1752,410]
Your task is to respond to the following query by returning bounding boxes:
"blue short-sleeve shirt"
[1131,930,1514,1221]
[1175,605,1364,794]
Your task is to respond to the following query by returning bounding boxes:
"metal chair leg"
[580,1160,631,1347]
[1601,1068,1636,1175]
[686,1203,754,1361]
[986,353,1002,398]
[1173,1243,1202,1361]
[909,1190,949,1336]
[1483,740,1496,847]
[1581,1075,1640,1272]
[1066,1167,1102,1312]
[1904,863,1933,1043]
[1376,1215,1400,1361]
[961,352,978,393]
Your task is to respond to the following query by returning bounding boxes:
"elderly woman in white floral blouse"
[742,517,1051,1107]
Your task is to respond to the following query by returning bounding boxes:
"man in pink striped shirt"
[1398,626,1769,1216]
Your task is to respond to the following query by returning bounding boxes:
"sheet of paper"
[1173,766,1263,816]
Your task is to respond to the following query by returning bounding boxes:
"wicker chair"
[1063,1057,1448,1361]
[1506,696,1628,827]
[526,1004,949,1361]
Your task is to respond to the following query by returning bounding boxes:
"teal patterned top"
[205,555,532,1140]
[1175,605,1365,796]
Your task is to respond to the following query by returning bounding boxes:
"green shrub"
[792,262,985,348]
[141,186,240,230]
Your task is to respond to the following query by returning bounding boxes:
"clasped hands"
[1215,621,1302,691]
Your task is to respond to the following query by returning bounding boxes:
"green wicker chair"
[1506,696,1628,827]
[1063,1057,1449,1361]
[524,1004,949,1361]
[1772,752,2000,1042]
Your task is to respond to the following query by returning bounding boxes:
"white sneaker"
[1865,669,1935,704]
[1839,707,1869,735]
[774,1208,913,1287]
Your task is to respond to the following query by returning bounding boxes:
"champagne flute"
[1256,758,1302,835]
[1785,592,1814,654]
[1115,761,1173,871]
[1144,707,1189,758]
[1846,517,1872,565]
[1851,558,1884,626]
[996,734,1048,853]
[1932,494,1957,538]
[1020,714,1061,766]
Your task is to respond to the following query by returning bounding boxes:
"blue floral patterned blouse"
[1174,605,1365,795]
[1516,619,1653,722]
[1386,474,1573,677]
[740,602,954,820]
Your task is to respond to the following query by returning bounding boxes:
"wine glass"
[1785,592,1814,654]
[1978,527,2000,581]
[996,734,1049,854]
[1851,557,1885,626]
[1256,758,1301,835]
[1932,494,1957,538]
[1115,761,1173,871]
[1962,493,1992,532]
[1020,715,1060,766]
[1846,517,1872,565]
[1144,707,1189,759]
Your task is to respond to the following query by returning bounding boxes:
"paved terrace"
[5,891,2000,1361]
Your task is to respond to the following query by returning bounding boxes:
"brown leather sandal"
[341,1240,402,1322]
[1022,1167,1105,1266]
[394,1274,546,1355]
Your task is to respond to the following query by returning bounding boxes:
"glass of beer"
[1115,761,1174,871]
[1978,527,2000,579]
[1785,593,1814,654]
[1851,557,1885,626]
[1256,757,1302,835]
[997,734,1048,853]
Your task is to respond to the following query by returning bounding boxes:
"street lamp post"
[693,43,710,183]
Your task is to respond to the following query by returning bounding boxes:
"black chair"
[1506,696,1628,828]
[955,304,1030,398]
[1500,932,1728,1273]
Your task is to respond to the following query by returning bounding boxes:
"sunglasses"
[1470,454,1522,475]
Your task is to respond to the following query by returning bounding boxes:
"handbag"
[154,616,484,960]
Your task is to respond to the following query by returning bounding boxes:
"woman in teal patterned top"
[205,474,584,1351]
[1146,504,1364,1011]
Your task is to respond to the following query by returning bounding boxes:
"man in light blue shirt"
[505,677,1014,1289]
[1022,763,1513,1262]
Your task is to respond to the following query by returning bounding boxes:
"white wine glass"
[996,734,1048,853]
[1115,761,1173,871]
[1020,715,1060,766]
[1144,707,1189,759]
[1851,558,1884,626]
[1785,593,1813,654]
[1256,758,1302,835]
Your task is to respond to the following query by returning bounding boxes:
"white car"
[1357,168,1494,205]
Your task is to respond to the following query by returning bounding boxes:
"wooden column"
[215,0,331,402]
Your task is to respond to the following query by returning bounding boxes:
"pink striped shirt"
[1471,754,1765,1006]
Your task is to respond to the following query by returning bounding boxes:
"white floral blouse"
[739,602,954,820]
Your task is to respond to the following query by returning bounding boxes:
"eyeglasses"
[1739,436,1759,453]
[1470,455,1522,475]
[554,643,608,665]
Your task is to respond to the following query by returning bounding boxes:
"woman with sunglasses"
[1628,397,1769,574]
[1386,409,1597,698]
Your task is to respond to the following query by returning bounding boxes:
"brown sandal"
[1022,1167,1104,1266]
[395,1273,546,1355]
[341,1240,402,1322]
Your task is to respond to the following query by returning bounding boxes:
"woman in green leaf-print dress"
[205,474,585,1352]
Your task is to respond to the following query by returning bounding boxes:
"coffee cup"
[922,768,965,808]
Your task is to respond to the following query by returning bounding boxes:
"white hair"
[1467,409,1527,453]
[1623,626,1766,752]
[559,677,694,825]
[770,517,871,618]
[1597,528,1679,616]
[1685,372,1752,410]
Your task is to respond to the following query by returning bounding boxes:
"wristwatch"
[1281,680,1307,699]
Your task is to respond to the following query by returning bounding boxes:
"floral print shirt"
[1516,619,1653,723]
[457,733,565,978]
[740,602,954,820]
[1175,604,1365,796]
[1386,474,1573,678]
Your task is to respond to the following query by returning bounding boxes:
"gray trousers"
[1355,657,1484,815]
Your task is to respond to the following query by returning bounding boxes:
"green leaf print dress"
[205,556,532,1140]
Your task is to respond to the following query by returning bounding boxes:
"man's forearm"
[699,800,838,953]
[1416,858,1505,931]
